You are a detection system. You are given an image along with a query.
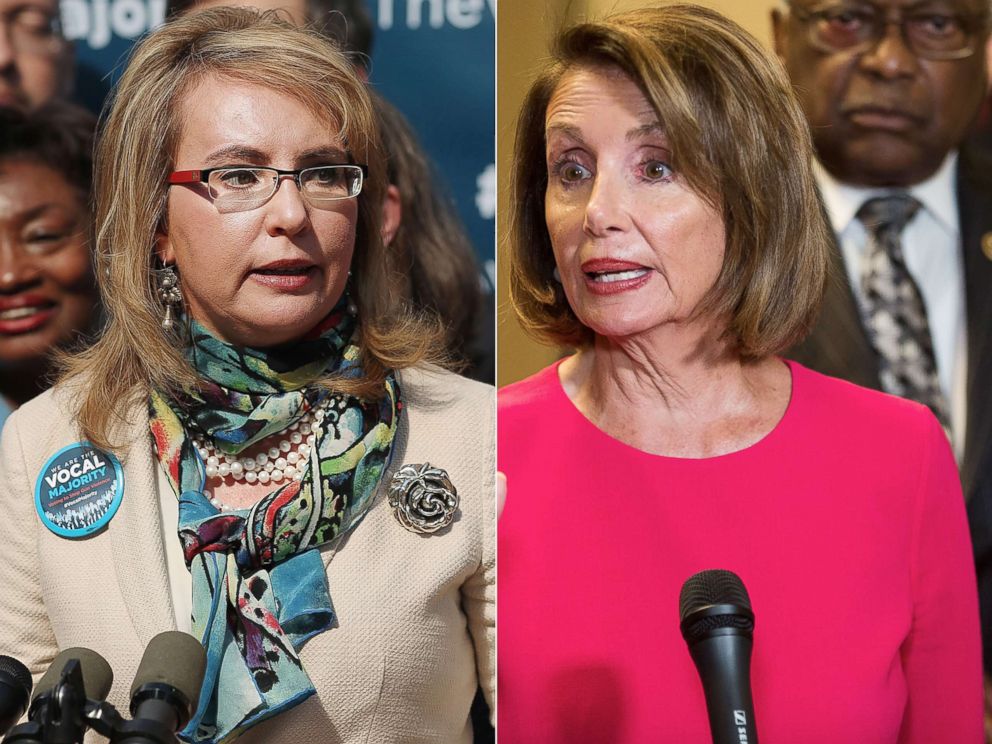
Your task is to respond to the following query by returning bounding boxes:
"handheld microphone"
[679,569,758,744]
[0,657,31,735]
[115,631,207,744]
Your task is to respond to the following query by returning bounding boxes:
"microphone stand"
[4,660,89,744]
[2,662,180,744]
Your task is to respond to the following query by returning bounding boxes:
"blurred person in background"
[373,92,493,383]
[0,0,72,109]
[0,101,99,426]
[772,0,992,713]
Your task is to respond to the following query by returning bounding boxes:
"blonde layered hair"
[510,4,831,357]
[61,7,441,451]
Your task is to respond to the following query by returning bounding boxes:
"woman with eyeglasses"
[0,9,493,743]
[498,5,981,742]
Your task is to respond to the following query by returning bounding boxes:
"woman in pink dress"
[498,5,982,742]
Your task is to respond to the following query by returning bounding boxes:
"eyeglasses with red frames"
[167,164,368,213]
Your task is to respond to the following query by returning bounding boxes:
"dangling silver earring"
[552,267,562,284]
[158,266,182,330]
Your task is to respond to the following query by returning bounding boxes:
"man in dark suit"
[772,0,992,682]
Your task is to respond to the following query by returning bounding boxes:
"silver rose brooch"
[388,463,459,534]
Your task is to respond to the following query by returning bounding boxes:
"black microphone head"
[679,569,752,620]
[0,656,32,701]
[35,648,113,702]
[0,655,32,733]
[130,631,207,721]
[679,569,754,644]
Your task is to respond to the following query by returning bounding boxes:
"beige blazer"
[0,365,494,743]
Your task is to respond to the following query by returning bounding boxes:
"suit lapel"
[109,403,177,644]
[957,146,992,498]
[790,231,881,391]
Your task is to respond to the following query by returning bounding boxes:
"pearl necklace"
[192,396,333,510]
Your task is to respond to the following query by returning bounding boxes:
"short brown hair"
[510,4,830,357]
[61,7,441,451]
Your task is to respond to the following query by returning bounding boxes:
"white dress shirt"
[815,155,968,460]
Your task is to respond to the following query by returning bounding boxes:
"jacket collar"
[105,399,178,644]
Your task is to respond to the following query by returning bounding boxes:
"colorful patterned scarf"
[148,303,400,743]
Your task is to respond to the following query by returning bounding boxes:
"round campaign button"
[34,442,124,538]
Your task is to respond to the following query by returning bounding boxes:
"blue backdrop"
[60,0,495,279]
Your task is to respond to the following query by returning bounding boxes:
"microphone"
[4,647,113,744]
[32,648,113,706]
[679,569,758,744]
[116,631,206,744]
[0,657,31,734]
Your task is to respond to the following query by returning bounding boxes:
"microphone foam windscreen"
[130,631,207,709]
[35,648,113,702]
[0,656,32,701]
[679,568,752,621]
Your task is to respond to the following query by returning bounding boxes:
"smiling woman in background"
[0,102,100,426]
[498,5,982,742]
[0,9,493,743]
